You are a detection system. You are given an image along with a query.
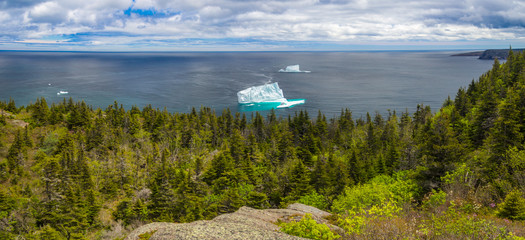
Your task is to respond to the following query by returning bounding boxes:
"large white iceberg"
[278,65,311,73]
[237,82,305,109]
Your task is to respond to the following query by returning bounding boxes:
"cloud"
[26,1,68,24]
[0,0,523,50]
[0,0,47,8]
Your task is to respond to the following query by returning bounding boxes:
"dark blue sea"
[0,51,493,118]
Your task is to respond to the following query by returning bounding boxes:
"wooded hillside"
[0,50,524,239]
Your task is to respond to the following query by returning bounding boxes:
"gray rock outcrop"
[125,203,336,240]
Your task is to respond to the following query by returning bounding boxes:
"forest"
[0,50,525,239]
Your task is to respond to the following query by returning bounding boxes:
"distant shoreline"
[452,49,524,60]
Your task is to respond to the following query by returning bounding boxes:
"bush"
[418,202,513,239]
[298,191,329,210]
[280,213,340,240]
[422,189,447,210]
[497,190,525,220]
[337,201,401,235]
[331,172,419,213]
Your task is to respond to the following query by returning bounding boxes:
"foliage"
[497,190,525,220]
[36,225,65,240]
[422,189,447,210]
[138,230,157,240]
[331,173,419,213]
[298,191,329,210]
[0,50,525,238]
[280,213,340,240]
[418,202,514,239]
[338,201,401,235]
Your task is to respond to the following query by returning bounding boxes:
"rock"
[125,222,175,240]
[125,203,335,240]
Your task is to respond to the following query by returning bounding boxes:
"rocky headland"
[452,49,524,59]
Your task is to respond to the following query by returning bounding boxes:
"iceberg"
[237,82,286,104]
[276,99,305,109]
[278,65,311,73]
[237,82,305,110]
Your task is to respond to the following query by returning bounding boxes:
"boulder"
[125,203,335,240]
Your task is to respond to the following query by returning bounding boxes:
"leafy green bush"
[418,202,514,239]
[338,201,401,235]
[298,191,329,210]
[422,189,447,210]
[331,172,419,213]
[280,213,340,240]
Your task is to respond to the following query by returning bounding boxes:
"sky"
[0,0,524,51]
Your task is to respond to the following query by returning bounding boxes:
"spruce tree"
[6,130,24,174]
[497,190,525,220]
[6,97,17,113]
[288,159,313,200]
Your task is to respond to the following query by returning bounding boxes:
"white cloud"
[27,1,67,24]
[0,11,10,22]
[0,0,523,50]
[199,6,228,18]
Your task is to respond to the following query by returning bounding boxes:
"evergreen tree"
[0,112,6,126]
[6,97,17,113]
[149,174,175,221]
[37,225,65,240]
[7,130,25,174]
[497,190,525,220]
[31,97,50,125]
[287,159,313,201]
[347,151,364,184]
[218,188,243,213]
[202,151,234,186]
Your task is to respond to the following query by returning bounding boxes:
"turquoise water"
[0,51,493,118]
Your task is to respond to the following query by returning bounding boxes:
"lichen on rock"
[125,203,336,240]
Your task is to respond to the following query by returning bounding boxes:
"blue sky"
[0,0,524,51]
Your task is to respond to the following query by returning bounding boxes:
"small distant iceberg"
[57,91,68,95]
[278,65,311,73]
[237,82,305,110]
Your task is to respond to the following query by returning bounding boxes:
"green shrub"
[331,172,419,213]
[298,191,329,210]
[337,201,401,235]
[280,213,340,240]
[422,189,447,210]
[497,190,525,220]
[418,202,513,239]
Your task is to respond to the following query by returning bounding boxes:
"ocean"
[0,51,493,118]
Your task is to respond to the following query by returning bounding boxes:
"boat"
[237,82,305,110]
[57,91,68,95]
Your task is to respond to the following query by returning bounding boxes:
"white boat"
[57,91,68,95]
